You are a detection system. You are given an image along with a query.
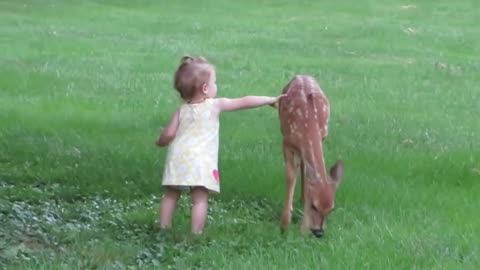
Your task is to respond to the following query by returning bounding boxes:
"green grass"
[1,0,479,269]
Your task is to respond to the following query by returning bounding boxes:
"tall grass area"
[1,0,479,269]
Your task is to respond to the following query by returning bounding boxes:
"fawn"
[278,75,344,237]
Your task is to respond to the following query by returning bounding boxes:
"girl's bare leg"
[159,187,181,229]
[190,186,209,234]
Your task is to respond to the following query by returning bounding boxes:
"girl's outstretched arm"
[216,95,286,112]
[156,109,180,147]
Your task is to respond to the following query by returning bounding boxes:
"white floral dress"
[162,99,220,192]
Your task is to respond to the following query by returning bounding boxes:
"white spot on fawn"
[296,109,303,118]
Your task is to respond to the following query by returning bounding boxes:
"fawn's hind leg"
[280,144,300,231]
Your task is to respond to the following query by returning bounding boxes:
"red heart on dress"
[212,170,220,182]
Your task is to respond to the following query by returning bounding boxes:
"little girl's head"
[174,56,217,102]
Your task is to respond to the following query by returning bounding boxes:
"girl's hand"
[269,94,288,108]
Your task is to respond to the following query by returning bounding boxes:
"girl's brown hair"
[173,56,215,101]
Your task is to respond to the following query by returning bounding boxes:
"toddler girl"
[156,56,285,234]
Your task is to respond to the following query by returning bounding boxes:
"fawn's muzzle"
[311,229,324,238]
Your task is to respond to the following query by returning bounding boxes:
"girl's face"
[204,70,217,98]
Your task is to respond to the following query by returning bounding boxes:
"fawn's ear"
[329,160,344,189]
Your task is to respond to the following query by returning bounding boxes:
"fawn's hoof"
[311,229,324,238]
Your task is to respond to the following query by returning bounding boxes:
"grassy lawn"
[1,0,479,269]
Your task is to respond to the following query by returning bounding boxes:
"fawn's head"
[303,160,344,237]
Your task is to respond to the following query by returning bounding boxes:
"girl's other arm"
[156,110,180,147]
[216,95,286,112]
